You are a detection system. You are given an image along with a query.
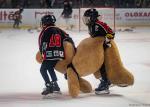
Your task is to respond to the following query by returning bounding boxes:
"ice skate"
[95,79,110,95]
[41,83,53,96]
[52,81,62,94]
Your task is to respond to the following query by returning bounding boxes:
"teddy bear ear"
[36,51,43,64]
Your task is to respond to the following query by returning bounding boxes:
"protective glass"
[82,16,90,26]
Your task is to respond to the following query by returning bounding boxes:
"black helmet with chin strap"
[41,14,56,26]
[83,8,99,25]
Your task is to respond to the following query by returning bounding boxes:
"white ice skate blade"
[109,84,115,87]
[117,84,129,87]
[95,90,110,95]
[53,91,62,94]
[42,92,62,99]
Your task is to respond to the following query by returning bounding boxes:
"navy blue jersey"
[88,20,115,38]
[38,26,69,60]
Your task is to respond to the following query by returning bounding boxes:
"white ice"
[0,27,150,107]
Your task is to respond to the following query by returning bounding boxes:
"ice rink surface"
[0,27,150,107]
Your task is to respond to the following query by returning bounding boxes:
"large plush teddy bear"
[36,36,134,98]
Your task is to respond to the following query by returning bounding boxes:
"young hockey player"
[39,14,73,95]
[82,8,115,94]
[13,8,23,28]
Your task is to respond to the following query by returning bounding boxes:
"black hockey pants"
[40,60,58,86]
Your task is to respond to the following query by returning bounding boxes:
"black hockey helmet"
[19,7,24,13]
[82,8,99,25]
[41,14,56,26]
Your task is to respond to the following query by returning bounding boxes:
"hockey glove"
[106,33,114,39]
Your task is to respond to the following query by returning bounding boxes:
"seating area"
[0,0,150,8]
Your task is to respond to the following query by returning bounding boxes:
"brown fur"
[72,37,105,76]
[66,37,105,97]
[79,78,92,93]
[67,67,80,98]
[105,40,134,86]
[93,70,101,79]
[67,37,134,97]
[92,40,134,86]
[36,51,43,64]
